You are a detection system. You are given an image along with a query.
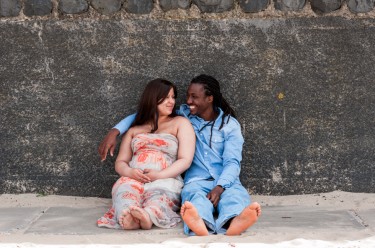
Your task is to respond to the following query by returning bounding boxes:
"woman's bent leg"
[112,177,144,229]
[142,187,181,228]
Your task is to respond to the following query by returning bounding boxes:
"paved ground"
[0,202,374,246]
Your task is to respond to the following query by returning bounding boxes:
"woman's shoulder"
[127,125,148,137]
[124,126,136,137]
[127,126,137,133]
[172,116,191,126]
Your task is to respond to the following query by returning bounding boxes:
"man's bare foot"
[226,202,261,236]
[130,206,153,230]
[180,201,209,236]
[119,209,140,230]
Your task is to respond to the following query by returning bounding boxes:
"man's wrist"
[109,128,120,136]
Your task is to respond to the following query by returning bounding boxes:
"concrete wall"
[1,1,375,196]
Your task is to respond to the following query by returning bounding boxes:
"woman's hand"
[143,169,161,182]
[129,168,151,183]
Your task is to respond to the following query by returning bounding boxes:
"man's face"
[186,83,213,117]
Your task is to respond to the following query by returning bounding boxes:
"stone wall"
[1,0,375,18]
[1,0,374,196]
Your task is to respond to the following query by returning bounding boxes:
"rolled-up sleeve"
[216,121,244,189]
[113,113,136,135]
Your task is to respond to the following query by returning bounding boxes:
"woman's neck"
[155,115,173,129]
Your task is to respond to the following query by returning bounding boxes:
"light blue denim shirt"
[113,104,244,189]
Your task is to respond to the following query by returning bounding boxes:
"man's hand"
[98,129,120,161]
[207,185,224,207]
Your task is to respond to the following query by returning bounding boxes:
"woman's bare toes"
[119,208,140,230]
[130,206,153,230]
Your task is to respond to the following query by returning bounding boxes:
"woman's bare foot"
[119,209,140,230]
[180,201,209,236]
[226,202,261,236]
[130,206,153,230]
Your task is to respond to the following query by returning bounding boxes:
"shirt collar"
[181,104,224,126]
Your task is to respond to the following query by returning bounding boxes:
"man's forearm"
[113,113,136,135]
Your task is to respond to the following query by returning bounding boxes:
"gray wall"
[1,17,375,196]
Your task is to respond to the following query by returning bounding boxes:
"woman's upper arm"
[176,117,195,161]
[116,129,133,163]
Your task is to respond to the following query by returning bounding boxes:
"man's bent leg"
[226,202,261,236]
[181,181,216,235]
[215,183,251,234]
[181,201,209,236]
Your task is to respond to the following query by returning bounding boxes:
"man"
[99,74,261,235]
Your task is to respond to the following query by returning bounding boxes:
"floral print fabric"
[97,133,183,229]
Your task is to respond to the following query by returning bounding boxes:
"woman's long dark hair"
[131,78,177,133]
[190,74,236,130]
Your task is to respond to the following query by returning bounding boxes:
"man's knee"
[182,185,207,201]
[220,186,250,206]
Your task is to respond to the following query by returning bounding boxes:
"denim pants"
[181,179,251,235]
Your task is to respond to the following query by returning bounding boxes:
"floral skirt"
[97,177,183,229]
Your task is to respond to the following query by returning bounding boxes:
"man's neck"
[199,109,218,122]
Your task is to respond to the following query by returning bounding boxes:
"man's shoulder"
[177,104,190,115]
[219,116,243,139]
[222,115,241,129]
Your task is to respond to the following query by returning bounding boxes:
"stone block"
[24,0,53,17]
[274,0,306,11]
[347,0,374,13]
[310,0,343,14]
[58,0,89,14]
[159,0,191,11]
[238,0,269,13]
[0,0,21,17]
[124,0,153,14]
[91,0,122,15]
[192,0,234,13]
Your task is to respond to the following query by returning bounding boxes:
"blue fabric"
[177,104,244,189]
[181,180,250,235]
[114,113,136,136]
[113,104,251,234]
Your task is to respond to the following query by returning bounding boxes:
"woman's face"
[157,88,175,116]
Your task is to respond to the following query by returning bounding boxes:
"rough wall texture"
[1,1,375,197]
